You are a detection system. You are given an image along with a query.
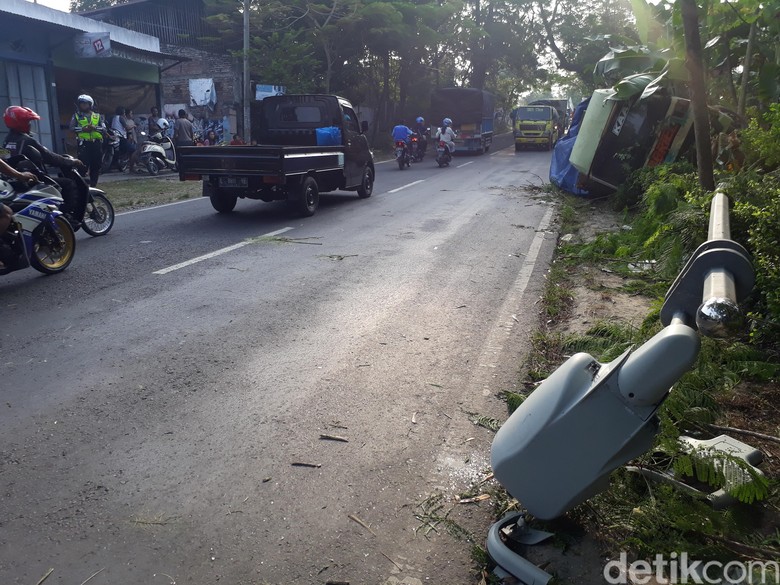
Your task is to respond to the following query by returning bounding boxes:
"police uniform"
[70,111,105,187]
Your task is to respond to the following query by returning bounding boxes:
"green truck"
[512,105,560,151]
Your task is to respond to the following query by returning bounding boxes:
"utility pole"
[243,0,251,141]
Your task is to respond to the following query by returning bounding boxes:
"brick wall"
[160,44,241,131]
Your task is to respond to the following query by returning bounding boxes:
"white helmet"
[156,118,170,130]
[77,94,94,107]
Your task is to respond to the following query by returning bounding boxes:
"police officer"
[69,94,106,187]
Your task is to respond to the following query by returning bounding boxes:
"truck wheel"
[357,166,374,198]
[546,136,554,151]
[292,176,319,217]
[210,191,237,213]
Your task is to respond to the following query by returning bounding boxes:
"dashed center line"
[387,179,425,194]
[153,227,294,275]
[456,161,475,168]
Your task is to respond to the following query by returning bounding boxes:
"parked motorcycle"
[395,140,411,170]
[139,131,177,175]
[101,128,129,174]
[8,156,115,237]
[0,181,76,276]
[436,140,452,167]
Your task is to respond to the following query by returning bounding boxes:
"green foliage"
[741,104,780,171]
[674,448,770,504]
[69,0,122,11]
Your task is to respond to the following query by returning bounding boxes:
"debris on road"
[457,494,491,504]
[291,462,322,468]
[263,477,272,483]
[318,254,358,261]
[470,414,501,432]
[35,568,54,585]
[320,434,349,443]
[79,568,105,585]
[411,412,417,424]
[348,513,376,536]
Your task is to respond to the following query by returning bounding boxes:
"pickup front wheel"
[210,191,238,213]
[291,176,319,217]
[357,166,374,198]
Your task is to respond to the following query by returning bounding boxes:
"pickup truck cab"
[177,94,374,216]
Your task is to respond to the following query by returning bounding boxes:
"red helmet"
[4,106,41,133]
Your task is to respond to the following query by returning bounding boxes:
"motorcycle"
[0,181,76,276]
[436,140,452,167]
[409,133,426,163]
[100,128,129,174]
[138,131,177,175]
[7,156,115,237]
[395,140,411,170]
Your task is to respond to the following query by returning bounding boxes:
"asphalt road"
[0,136,557,585]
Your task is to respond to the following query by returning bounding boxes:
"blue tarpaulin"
[316,126,342,146]
[549,98,590,196]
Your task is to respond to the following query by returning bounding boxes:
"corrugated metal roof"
[4,0,161,54]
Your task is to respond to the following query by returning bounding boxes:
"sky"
[30,0,72,12]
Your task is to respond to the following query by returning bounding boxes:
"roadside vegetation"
[102,176,200,210]
[478,106,780,581]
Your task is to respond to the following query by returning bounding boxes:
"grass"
[477,186,780,581]
[100,177,201,210]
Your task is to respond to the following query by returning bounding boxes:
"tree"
[681,0,715,190]
[70,0,125,11]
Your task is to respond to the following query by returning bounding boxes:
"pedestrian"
[125,109,141,171]
[173,109,194,148]
[69,94,106,187]
[203,129,219,146]
[229,134,245,145]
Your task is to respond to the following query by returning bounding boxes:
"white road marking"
[117,196,204,216]
[474,206,555,395]
[387,179,425,194]
[153,227,294,275]
[456,161,475,168]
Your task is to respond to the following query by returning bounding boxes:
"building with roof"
[0,0,178,152]
[81,0,241,141]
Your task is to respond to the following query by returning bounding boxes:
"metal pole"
[243,0,251,141]
[697,190,740,337]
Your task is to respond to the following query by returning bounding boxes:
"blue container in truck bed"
[177,94,374,217]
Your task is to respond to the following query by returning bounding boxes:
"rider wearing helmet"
[3,106,87,225]
[69,94,106,187]
[0,159,37,267]
[413,116,429,153]
[436,117,456,154]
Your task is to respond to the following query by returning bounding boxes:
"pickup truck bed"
[177,145,344,177]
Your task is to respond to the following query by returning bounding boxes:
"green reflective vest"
[75,112,102,141]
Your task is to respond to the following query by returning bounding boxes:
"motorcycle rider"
[0,159,37,269]
[413,116,429,154]
[69,94,106,187]
[112,106,140,172]
[435,117,457,155]
[391,119,414,158]
[3,106,87,226]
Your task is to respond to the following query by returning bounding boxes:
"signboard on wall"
[255,84,286,101]
[74,33,112,58]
